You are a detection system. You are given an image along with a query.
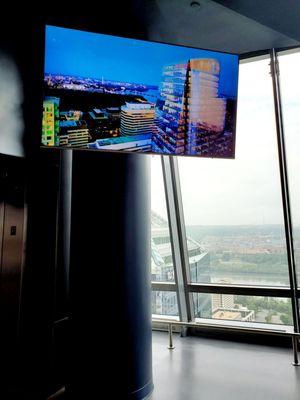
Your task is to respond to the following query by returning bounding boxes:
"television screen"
[42,25,239,158]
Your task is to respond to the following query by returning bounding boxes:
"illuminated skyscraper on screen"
[153,58,228,156]
[42,97,60,146]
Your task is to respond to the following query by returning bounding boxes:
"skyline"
[45,25,239,98]
[44,72,159,88]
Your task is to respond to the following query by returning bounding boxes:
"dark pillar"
[67,150,153,399]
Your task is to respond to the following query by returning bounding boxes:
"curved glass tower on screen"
[154,59,228,156]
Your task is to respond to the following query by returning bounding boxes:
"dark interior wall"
[214,0,300,42]
[0,5,150,398]
[0,3,148,160]
[0,14,48,397]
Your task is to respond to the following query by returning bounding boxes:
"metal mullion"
[161,155,193,322]
[270,48,300,333]
[153,318,300,337]
[170,157,195,321]
[52,150,73,325]
[188,283,292,298]
[151,282,177,292]
[59,149,73,309]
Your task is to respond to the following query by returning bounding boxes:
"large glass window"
[152,291,179,318]
[151,155,175,283]
[151,155,178,316]
[178,58,289,287]
[278,49,300,285]
[193,293,293,328]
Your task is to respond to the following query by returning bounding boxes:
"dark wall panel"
[0,6,152,398]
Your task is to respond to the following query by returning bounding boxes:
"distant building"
[89,108,108,121]
[42,97,60,146]
[151,211,211,318]
[121,102,155,136]
[153,58,227,155]
[212,308,255,322]
[211,279,255,322]
[212,293,235,310]
[87,107,120,140]
[106,107,121,119]
[60,110,83,121]
[89,134,152,152]
[150,214,256,322]
[59,120,89,147]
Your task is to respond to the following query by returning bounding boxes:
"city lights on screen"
[42,25,239,158]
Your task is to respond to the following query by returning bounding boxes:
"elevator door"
[0,202,25,333]
[0,155,26,392]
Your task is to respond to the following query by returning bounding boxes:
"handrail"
[152,318,300,365]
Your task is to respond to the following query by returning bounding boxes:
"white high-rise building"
[187,59,226,132]
[212,293,235,310]
[121,102,155,136]
[155,58,227,155]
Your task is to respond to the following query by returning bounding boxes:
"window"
[178,58,289,287]
[193,293,293,328]
[278,49,300,285]
[151,155,175,283]
[152,291,179,318]
[151,54,300,333]
[151,155,178,316]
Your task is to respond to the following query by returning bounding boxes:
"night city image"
[42,25,239,157]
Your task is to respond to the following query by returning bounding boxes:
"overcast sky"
[151,53,300,226]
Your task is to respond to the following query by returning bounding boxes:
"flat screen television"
[42,25,239,158]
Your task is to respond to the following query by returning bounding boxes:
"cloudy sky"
[151,53,300,226]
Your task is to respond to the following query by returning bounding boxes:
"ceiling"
[131,0,300,55]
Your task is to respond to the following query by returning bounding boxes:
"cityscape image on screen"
[42,25,239,157]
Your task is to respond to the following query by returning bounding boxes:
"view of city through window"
[151,55,299,327]
[279,50,300,285]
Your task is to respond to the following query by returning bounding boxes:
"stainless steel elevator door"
[0,157,26,356]
[0,202,25,330]
[0,202,4,271]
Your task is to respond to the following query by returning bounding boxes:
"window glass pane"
[193,293,293,327]
[152,291,179,317]
[179,58,289,287]
[151,155,175,282]
[278,50,300,285]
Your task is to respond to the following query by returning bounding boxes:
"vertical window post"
[161,155,194,326]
